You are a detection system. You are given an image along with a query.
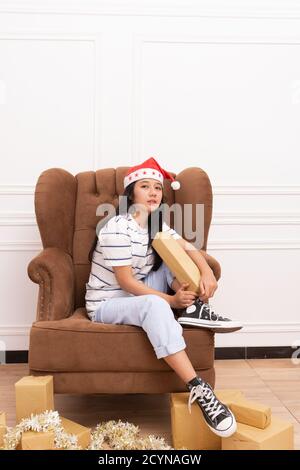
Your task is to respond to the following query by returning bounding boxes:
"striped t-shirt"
[85,212,182,317]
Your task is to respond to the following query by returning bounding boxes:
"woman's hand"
[198,269,218,303]
[170,283,198,309]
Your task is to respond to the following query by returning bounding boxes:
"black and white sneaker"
[178,299,243,333]
[187,377,237,438]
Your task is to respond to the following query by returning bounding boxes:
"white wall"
[0,0,300,351]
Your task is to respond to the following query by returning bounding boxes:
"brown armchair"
[27,167,220,394]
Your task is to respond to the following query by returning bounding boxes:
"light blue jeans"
[93,262,186,359]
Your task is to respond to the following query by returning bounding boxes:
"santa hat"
[123,157,180,191]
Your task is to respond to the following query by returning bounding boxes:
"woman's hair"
[88,181,166,271]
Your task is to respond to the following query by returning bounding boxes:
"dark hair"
[88,181,165,271]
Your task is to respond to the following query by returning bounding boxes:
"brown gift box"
[0,411,7,448]
[215,390,245,407]
[230,399,271,430]
[152,232,200,293]
[18,431,56,450]
[18,416,91,450]
[0,427,6,448]
[0,411,6,426]
[60,417,91,449]
[170,390,245,450]
[222,416,294,450]
[15,375,54,423]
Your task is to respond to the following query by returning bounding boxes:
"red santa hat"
[123,157,180,191]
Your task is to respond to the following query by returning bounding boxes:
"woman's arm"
[175,238,218,301]
[176,238,212,273]
[114,265,172,303]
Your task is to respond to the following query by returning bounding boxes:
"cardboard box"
[17,417,91,450]
[222,416,294,450]
[170,390,245,450]
[0,427,6,448]
[0,411,7,448]
[152,232,200,293]
[0,411,6,426]
[15,375,54,423]
[60,417,91,449]
[18,431,56,450]
[215,390,245,407]
[230,399,271,429]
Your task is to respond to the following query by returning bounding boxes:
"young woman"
[85,157,238,438]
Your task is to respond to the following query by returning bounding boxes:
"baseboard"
[1,347,295,364]
[4,350,28,363]
[215,346,295,360]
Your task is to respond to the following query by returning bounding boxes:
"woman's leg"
[140,263,198,382]
[141,261,176,293]
[143,262,190,295]
[163,350,197,383]
[94,294,186,360]
[95,294,197,382]
[94,292,236,436]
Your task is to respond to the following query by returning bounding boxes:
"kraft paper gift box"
[15,375,54,423]
[18,417,91,450]
[229,399,271,430]
[60,417,91,449]
[215,390,245,407]
[0,427,6,448]
[152,232,200,293]
[170,390,245,450]
[222,416,294,450]
[0,411,5,426]
[0,411,6,448]
[18,431,56,450]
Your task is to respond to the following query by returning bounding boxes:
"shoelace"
[198,301,228,322]
[188,383,225,420]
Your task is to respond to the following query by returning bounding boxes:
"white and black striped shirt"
[85,212,182,316]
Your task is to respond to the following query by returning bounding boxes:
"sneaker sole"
[177,317,243,333]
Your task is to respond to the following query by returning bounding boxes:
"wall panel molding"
[1,0,300,19]
[0,32,102,172]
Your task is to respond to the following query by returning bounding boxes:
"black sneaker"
[187,377,237,438]
[178,299,243,333]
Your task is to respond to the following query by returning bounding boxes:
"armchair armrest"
[27,247,75,321]
[199,250,221,281]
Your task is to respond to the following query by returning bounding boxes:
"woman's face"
[132,179,163,214]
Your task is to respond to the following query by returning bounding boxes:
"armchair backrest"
[34,167,213,309]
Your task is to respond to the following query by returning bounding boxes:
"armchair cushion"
[29,308,214,373]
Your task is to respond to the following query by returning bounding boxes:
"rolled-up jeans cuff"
[154,337,186,359]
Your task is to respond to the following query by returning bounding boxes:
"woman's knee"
[145,294,173,315]
[144,294,170,310]
[142,295,175,324]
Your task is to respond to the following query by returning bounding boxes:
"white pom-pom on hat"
[171,180,181,190]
